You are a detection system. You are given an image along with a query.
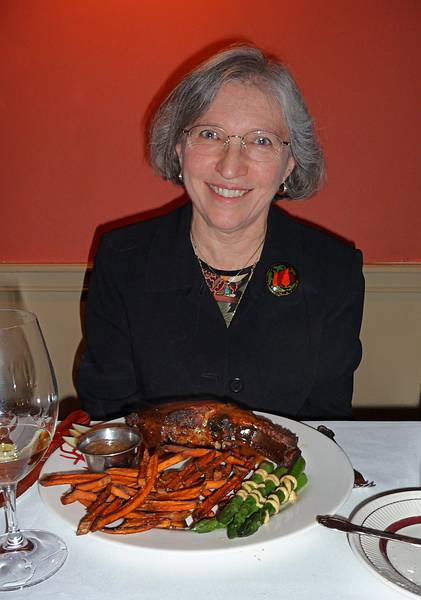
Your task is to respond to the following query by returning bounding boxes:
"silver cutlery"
[317,514,421,547]
[316,425,375,488]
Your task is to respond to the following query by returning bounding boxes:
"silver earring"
[278,181,288,196]
[178,172,183,183]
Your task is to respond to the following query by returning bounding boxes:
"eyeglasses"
[182,125,290,162]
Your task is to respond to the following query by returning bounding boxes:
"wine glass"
[0,309,67,591]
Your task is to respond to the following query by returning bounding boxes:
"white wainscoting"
[354,265,421,412]
[0,264,420,412]
[0,265,87,405]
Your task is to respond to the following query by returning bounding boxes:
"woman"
[77,46,364,421]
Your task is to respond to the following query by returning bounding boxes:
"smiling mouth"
[208,184,250,198]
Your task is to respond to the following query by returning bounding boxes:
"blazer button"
[229,377,243,393]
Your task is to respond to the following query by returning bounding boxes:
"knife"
[0,409,91,505]
[317,514,421,547]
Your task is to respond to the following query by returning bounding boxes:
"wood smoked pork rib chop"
[126,399,300,467]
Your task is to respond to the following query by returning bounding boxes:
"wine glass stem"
[1,483,30,551]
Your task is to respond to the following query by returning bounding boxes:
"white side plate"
[348,489,421,598]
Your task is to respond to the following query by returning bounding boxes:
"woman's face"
[176,81,295,236]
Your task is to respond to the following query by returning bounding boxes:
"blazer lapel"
[231,205,304,324]
[145,203,225,321]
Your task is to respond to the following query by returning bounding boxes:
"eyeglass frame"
[181,124,290,161]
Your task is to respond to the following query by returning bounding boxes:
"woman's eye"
[254,135,272,146]
[199,129,219,141]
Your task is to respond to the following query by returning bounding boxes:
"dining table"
[3,419,421,600]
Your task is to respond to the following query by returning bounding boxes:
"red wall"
[1,0,420,263]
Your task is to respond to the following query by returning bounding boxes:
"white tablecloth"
[3,421,421,599]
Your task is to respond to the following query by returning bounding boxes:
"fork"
[316,425,376,488]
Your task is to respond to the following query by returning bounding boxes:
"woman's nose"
[215,141,248,179]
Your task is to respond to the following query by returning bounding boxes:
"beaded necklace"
[190,231,265,297]
[190,231,266,326]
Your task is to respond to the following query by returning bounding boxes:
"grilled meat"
[126,399,300,467]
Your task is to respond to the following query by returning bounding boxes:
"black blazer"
[77,203,364,421]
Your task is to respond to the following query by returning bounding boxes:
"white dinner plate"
[39,414,353,552]
[348,489,421,598]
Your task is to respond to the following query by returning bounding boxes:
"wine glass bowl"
[0,309,67,590]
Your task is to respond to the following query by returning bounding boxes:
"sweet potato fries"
[40,445,265,535]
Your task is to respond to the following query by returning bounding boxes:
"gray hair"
[149,46,324,199]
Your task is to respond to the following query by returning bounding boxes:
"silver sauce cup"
[77,425,142,472]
